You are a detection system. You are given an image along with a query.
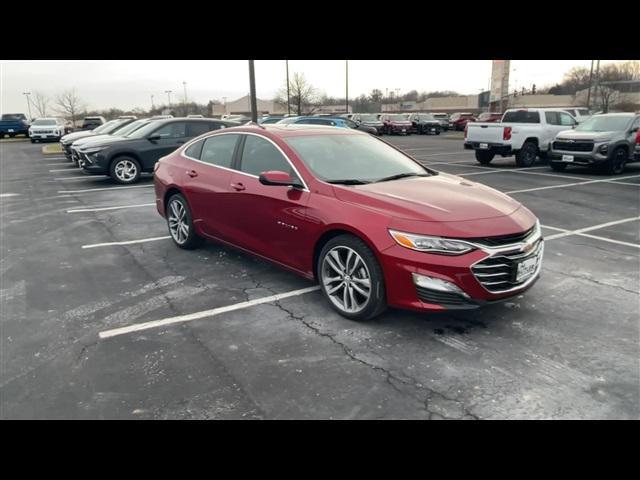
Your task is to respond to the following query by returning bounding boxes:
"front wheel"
[515,141,538,167]
[604,147,628,175]
[109,156,141,184]
[475,150,495,165]
[166,193,204,250]
[318,235,387,321]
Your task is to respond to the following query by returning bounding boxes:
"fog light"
[411,273,470,298]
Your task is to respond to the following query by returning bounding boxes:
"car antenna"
[244,120,265,129]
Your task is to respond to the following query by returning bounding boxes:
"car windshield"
[113,119,150,136]
[419,114,436,121]
[92,120,120,133]
[433,114,447,119]
[125,121,168,138]
[359,114,379,122]
[32,119,57,126]
[285,134,430,184]
[576,115,633,132]
[388,115,408,121]
[101,118,132,134]
[2,114,25,121]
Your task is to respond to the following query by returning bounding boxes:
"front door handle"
[231,182,246,191]
[187,170,198,178]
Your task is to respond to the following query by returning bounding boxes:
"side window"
[545,112,560,125]
[240,135,295,177]
[153,122,187,138]
[186,122,211,137]
[200,134,239,168]
[209,122,226,131]
[559,113,575,126]
[184,139,204,159]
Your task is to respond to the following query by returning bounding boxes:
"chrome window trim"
[179,131,310,192]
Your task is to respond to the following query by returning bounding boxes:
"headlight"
[598,144,608,154]
[388,229,476,255]
[82,146,107,154]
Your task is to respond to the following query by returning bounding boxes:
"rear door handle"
[187,170,198,178]
[231,182,246,191]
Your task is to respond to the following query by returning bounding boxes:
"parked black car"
[408,113,441,135]
[77,118,239,184]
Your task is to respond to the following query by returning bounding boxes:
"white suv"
[29,117,67,143]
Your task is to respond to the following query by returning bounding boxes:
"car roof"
[209,124,364,139]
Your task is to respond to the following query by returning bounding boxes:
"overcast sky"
[0,60,616,114]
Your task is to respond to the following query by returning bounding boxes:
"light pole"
[23,92,33,120]
[151,94,155,110]
[345,60,349,114]
[586,60,594,109]
[286,60,291,115]
[165,90,173,109]
[182,81,188,113]
[248,60,258,123]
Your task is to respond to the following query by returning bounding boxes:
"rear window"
[1,114,25,121]
[502,111,540,123]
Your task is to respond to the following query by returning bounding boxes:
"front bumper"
[78,151,109,174]
[549,148,608,166]
[30,132,62,140]
[379,235,543,312]
[388,125,411,134]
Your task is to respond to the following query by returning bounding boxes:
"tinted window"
[184,139,204,159]
[240,135,293,176]
[576,115,633,132]
[545,112,560,125]
[343,119,358,128]
[200,134,239,168]
[559,113,575,126]
[152,122,187,139]
[187,122,212,137]
[502,111,540,123]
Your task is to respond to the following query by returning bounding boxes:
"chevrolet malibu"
[154,125,543,321]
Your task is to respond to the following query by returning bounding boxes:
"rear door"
[180,133,242,239]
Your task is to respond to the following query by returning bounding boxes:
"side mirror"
[147,134,161,141]
[259,170,302,189]
[630,127,639,133]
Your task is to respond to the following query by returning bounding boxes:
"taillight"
[636,130,640,143]
[503,126,512,141]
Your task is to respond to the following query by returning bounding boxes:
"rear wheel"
[166,193,204,250]
[604,147,628,175]
[550,162,567,172]
[515,141,538,167]
[109,156,141,184]
[318,234,387,321]
[475,150,495,165]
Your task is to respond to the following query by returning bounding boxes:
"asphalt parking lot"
[1,132,638,419]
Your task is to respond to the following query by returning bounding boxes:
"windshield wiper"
[326,179,371,185]
[376,172,430,183]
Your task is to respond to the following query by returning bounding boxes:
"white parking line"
[98,285,321,339]
[49,168,79,172]
[0,193,20,198]
[68,203,155,213]
[45,163,71,167]
[54,176,108,181]
[506,175,640,194]
[58,185,154,194]
[82,235,170,249]
[42,156,66,160]
[544,217,640,244]
[416,151,474,157]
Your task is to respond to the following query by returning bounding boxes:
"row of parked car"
[464,108,640,174]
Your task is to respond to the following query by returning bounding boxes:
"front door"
[140,121,189,170]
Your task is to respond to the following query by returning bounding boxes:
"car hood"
[61,131,95,144]
[389,121,412,126]
[332,172,522,223]
[72,134,115,147]
[556,129,619,142]
[76,136,135,149]
[363,121,384,127]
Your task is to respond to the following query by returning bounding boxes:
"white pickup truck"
[464,108,578,167]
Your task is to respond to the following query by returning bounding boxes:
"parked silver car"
[549,113,640,174]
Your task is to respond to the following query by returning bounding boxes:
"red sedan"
[154,124,543,321]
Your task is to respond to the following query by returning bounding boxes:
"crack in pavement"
[545,266,639,295]
[271,300,480,420]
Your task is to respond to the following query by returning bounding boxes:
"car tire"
[475,150,495,165]
[515,141,538,167]
[317,234,387,321]
[109,156,141,184]
[550,162,567,171]
[604,146,628,175]
[166,193,204,250]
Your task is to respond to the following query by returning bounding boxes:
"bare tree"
[32,91,51,117]
[276,73,317,115]
[55,89,86,125]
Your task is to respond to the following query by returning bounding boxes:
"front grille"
[464,226,535,247]
[416,286,470,306]
[471,240,543,293]
[553,140,594,152]
[34,130,53,134]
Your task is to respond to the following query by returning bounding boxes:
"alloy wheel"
[321,246,371,314]
[114,159,138,182]
[168,199,189,245]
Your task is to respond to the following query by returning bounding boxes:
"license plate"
[8,129,14,132]
[430,128,435,132]
[401,129,406,132]
[479,143,489,149]
[562,154,574,162]
[516,255,539,282]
